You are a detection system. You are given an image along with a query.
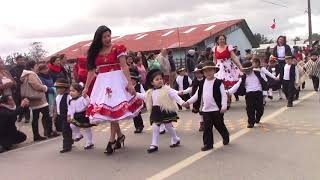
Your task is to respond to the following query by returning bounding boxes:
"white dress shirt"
[283,64,299,84]
[68,96,90,118]
[277,46,285,60]
[175,75,192,91]
[227,72,262,94]
[55,94,71,115]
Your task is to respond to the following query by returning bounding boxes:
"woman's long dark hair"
[215,34,227,46]
[87,26,112,70]
[276,35,287,46]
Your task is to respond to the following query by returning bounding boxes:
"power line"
[261,0,288,8]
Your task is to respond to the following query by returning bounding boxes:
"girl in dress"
[136,69,188,153]
[68,83,95,150]
[213,35,242,109]
[83,26,144,155]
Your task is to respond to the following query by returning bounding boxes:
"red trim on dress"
[86,97,144,119]
[223,81,238,88]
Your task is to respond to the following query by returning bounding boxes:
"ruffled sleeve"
[116,44,127,59]
[227,45,234,52]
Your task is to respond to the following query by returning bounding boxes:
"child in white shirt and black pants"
[281,56,299,107]
[227,61,268,128]
[186,61,229,151]
[174,67,192,110]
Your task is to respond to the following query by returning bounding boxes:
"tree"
[28,42,47,62]
[4,52,29,65]
[311,33,320,41]
[294,37,301,41]
[254,33,272,45]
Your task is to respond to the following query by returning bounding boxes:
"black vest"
[280,64,296,82]
[182,76,190,90]
[59,93,69,118]
[197,79,223,110]
[134,83,142,93]
[236,71,268,96]
[191,78,205,111]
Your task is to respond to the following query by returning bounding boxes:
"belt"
[98,64,121,73]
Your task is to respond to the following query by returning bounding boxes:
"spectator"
[127,51,137,71]
[156,48,171,84]
[272,35,293,74]
[0,95,28,153]
[265,47,272,61]
[137,51,148,71]
[72,57,96,96]
[48,56,67,83]
[147,53,160,71]
[186,49,196,79]
[168,50,177,87]
[135,54,147,85]
[21,60,59,141]
[0,58,16,96]
[198,50,208,64]
[58,54,72,83]
[206,47,214,61]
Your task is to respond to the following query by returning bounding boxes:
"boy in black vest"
[174,67,192,110]
[54,79,73,153]
[227,61,268,128]
[281,56,299,107]
[130,69,145,133]
[186,61,229,151]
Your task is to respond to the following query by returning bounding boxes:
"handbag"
[20,75,43,100]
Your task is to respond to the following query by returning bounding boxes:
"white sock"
[159,124,166,132]
[164,123,180,144]
[268,89,273,97]
[85,128,93,146]
[151,124,160,147]
[278,90,283,98]
[70,124,82,138]
[263,91,268,96]
[200,116,204,123]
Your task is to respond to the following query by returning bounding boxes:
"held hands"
[82,88,88,97]
[178,91,184,96]
[20,98,29,108]
[182,102,190,109]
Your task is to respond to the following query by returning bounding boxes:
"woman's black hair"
[25,60,36,70]
[276,35,287,46]
[215,35,227,45]
[87,26,112,70]
[0,95,11,104]
[71,83,84,93]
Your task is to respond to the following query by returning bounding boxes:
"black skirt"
[267,77,281,91]
[150,106,178,125]
[71,111,96,128]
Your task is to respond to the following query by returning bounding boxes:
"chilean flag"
[271,19,276,29]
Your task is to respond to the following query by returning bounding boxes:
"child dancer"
[174,67,192,110]
[136,69,187,153]
[178,64,205,131]
[267,58,282,100]
[227,61,268,128]
[185,61,229,151]
[54,79,73,153]
[251,58,279,104]
[130,69,145,133]
[280,56,299,107]
[68,83,95,150]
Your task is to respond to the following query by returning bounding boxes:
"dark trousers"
[32,106,52,138]
[133,113,144,129]
[18,107,30,121]
[0,131,26,149]
[54,117,63,132]
[311,76,319,91]
[245,91,264,125]
[278,60,286,76]
[58,115,73,149]
[282,80,296,105]
[202,111,229,148]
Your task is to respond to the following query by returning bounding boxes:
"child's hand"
[225,90,230,95]
[178,91,183,96]
[182,102,190,109]
[67,117,72,123]
[83,93,88,98]
[220,108,227,114]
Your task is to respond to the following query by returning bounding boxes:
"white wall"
[226,27,253,56]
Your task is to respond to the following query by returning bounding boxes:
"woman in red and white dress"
[83,26,144,155]
[213,35,243,109]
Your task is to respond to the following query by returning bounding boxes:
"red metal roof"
[50,19,244,60]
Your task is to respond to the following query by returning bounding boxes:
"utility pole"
[308,0,312,46]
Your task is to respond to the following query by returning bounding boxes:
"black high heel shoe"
[104,141,116,155]
[114,135,126,150]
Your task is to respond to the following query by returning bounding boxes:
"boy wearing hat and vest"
[185,61,229,151]
[130,69,146,133]
[136,69,188,153]
[174,67,192,110]
[178,64,205,131]
[281,56,299,107]
[54,78,73,153]
[227,61,268,128]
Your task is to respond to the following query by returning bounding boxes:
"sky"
[0,0,319,57]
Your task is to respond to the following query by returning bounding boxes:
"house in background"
[49,19,258,66]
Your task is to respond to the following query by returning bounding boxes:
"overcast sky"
[0,0,319,57]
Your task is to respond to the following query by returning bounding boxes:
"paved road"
[0,85,319,180]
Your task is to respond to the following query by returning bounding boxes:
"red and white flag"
[271,19,276,29]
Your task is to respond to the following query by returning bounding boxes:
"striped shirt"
[304,59,320,77]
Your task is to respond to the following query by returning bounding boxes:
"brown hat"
[242,61,253,70]
[201,61,219,71]
[176,67,187,74]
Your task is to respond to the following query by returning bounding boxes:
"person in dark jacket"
[9,55,30,123]
[186,49,196,79]
[0,95,28,153]
[272,36,293,73]
[48,56,69,83]
[168,50,177,87]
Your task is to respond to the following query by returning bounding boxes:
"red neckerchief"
[48,63,62,72]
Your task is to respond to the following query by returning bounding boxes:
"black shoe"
[170,141,180,148]
[74,135,84,142]
[134,128,143,134]
[227,106,230,110]
[247,124,254,128]
[34,136,47,142]
[159,130,166,134]
[0,145,6,153]
[287,103,293,107]
[60,148,72,153]
[84,144,94,150]
[114,135,126,150]
[223,137,229,145]
[47,131,60,138]
[268,96,273,100]
[104,141,116,155]
[201,146,213,151]
[147,146,158,153]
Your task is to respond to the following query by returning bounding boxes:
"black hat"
[145,68,164,89]
[129,68,140,80]
[242,61,253,70]
[201,61,219,71]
